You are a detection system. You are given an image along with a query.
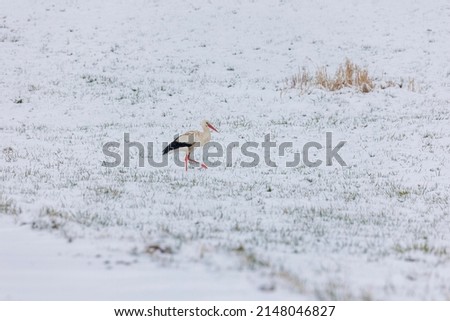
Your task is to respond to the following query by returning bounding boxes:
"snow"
[1,0,450,300]
[0,216,289,300]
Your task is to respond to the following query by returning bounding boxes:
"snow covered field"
[1,0,449,300]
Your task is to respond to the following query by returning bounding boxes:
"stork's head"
[202,120,219,133]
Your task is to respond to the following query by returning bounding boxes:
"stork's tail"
[162,144,173,155]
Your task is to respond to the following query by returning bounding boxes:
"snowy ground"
[1,0,450,300]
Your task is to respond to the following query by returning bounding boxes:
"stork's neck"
[200,123,211,142]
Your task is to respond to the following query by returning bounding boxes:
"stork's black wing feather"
[162,140,193,155]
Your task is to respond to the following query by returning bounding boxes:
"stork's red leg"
[187,154,207,169]
[188,157,199,164]
[184,154,189,171]
[187,153,201,167]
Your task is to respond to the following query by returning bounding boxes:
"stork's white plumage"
[163,120,219,171]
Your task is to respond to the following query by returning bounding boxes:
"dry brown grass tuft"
[407,78,416,92]
[380,77,418,91]
[315,60,374,93]
[284,59,416,94]
[288,67,312,93]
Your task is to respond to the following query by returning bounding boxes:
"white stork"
[163,120,219,171]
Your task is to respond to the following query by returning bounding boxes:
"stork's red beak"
[208,123,219,133]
